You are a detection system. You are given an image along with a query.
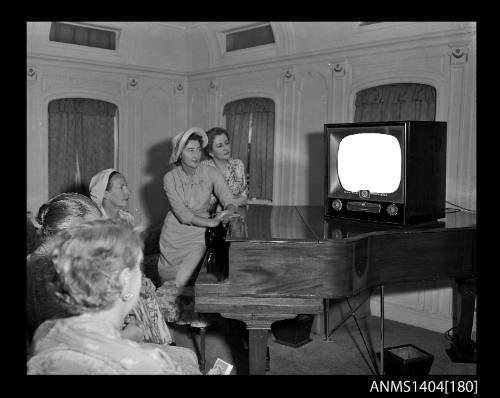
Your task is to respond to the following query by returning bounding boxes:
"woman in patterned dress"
[28,219,200,375]
[202,127,248,212]
[89,169,173,344]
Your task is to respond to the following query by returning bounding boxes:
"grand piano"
[194,205,477,374]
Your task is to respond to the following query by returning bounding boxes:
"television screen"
[337,133,402,194]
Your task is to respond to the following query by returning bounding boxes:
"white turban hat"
[89,168,118,207]
[169,127,208,165]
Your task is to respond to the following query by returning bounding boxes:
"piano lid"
[227,204,319,243]
[295,206,476,241]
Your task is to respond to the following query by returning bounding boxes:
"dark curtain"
[48,98,116,197]
[223,98,275,200]
[354,83,436,122]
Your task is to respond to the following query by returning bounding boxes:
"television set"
[324,121,447,225]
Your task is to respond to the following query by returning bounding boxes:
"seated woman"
[202,127,248,211]
[89,168,135,225]
[26,213,39,256]
[27,219,201,375]
[156,127,238,324]
[26,193,106,342]
[27,192,153,344]
[89,169,173,345]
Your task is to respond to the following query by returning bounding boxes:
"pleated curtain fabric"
[223,98,275,200]
[250,109,274,200]
[354,83,436,122]
[48,98,116,197]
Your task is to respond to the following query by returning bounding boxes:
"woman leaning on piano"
[201,127,248,212]
[156,127,238,324]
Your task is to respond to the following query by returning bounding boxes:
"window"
[354,83,436,122]
[48,98,117,197]
[226,24,275,52]
[223,98,275,201]
[49,22,117,50]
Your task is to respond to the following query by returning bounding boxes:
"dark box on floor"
[271,314,314,348]
[383,344,434,376]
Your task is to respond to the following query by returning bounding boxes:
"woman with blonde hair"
[28,219,201,375]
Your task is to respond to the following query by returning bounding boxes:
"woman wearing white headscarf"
[156,127,238,323]
[89,169,174,345]
[89,168,135,225]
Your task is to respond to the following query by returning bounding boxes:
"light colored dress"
[27,315,200,375]
[157,164,237,287]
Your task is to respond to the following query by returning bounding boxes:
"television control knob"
[386,204,398,216]
[331,199,343,211]
[359,190,370,199]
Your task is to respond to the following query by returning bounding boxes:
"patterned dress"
[27,315,200,375]
[202,158,248,211]
[129,276,173,344]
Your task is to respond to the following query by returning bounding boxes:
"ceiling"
[145,21,264,32]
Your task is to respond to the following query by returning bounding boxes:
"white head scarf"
[169,127,208,165]
[89,168,118,207]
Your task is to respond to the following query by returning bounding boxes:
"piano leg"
[248,328,270,375]
[446,278,477,363]
[380,285,385,375]
[323,298,331,341]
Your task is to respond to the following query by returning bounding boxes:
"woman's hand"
[209,218,221,228]
[215,209,236,226]
[215,210,231,221]
[236,196,248,207]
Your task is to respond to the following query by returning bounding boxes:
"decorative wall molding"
[270,21,296,55]
[127,77,139,90]
[449,45,469,64]
[28,51,188,80]
[328,61,346,77]
[174,82,185,96]
[283,68,295,83]
[189,29,473,81]
[208,80,218,93]
[27,65,38,81]
[41,73,122,98]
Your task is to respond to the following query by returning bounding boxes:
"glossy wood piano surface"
[194,205,477,374]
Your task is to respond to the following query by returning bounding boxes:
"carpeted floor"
[169,315,476,375]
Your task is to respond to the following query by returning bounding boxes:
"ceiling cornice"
[27,25,475,81]
[188,28,475,80]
